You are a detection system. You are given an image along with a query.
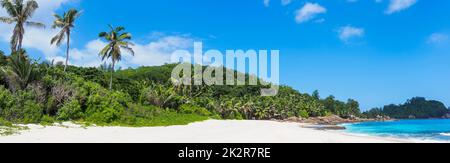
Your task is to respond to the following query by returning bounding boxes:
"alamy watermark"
[170,42,279,96]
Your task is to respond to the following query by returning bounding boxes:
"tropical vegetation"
[0,0,44,52]
[364,97,450,119]
[0,0,367,129]
[98,25,134,90]
[51,9,81,72]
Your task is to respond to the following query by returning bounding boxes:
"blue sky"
[0,0,450,110]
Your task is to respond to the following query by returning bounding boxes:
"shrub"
[0,86,14,113]
[224,110,244,120]
[0,118,19,136]
[46,83,77,115]
[57,100,83,121]
[21,101,44,123]
[123,104,161,118]
[1,90,44,123]
[40,115,56,125]
[179,104,211,116]
[0,118,12,127]
[297,110,309,118]
[139,83,183,109]
[84,91,131,124]
[26,81,47,104]
[117,106,209,127]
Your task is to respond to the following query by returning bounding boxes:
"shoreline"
[0,120,410,143]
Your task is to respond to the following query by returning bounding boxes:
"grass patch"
[107,112,209,127]
[0,118,28,136]
[74,114,209,127]
[73,105,210,127]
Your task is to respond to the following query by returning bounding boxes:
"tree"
[0,0,45,52]
[51,9,81,72]
[346,99,361,117]
[98,25,134,90]
[0,50,7,66]
[312,90,320,100]
[0,49,37,91]
[364,97,450,119]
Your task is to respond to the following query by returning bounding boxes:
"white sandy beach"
[0,120,407,143]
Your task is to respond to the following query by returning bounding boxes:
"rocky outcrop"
[375,115,392,121]
[284,115,374,125]
[442,114,450,119]
[284,115,396,131]
[314,125,347,130]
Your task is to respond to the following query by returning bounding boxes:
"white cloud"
[263,0,270,7]
[386,0,417,14]
[49,39,107,67]
[427,33,449,45]
[0,0,73,57]
[0,0,197,68]
[66,35,195,68]
[295,3,327,24]
[125,35,194,67]
[338,25,365,42]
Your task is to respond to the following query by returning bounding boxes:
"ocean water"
[343,119,450,142]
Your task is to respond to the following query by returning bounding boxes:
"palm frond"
[22,0,38,19]
[50,29,66,46]
[66,9,81,21]
[99,43,112,61]
[0,0,18,17]
[52,20,64,28]
[6,50,36,90]
[115,26,125,32]
[118,32,132,40]
[112,45,122,61]
[108,24,114,31]
[53,13,63,21]
[121,45,135,56]
[98,31,108,37]
[0,16,15,24]
[26,21,45,28]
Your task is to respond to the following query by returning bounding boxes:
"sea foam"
[440,133,450,137]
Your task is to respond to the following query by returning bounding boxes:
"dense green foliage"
[321,95,361,118]
[0,53,363,126]
[0,0,363,128]
[112,64,363,120]
[0,55,210,126]
[364,97,450,119]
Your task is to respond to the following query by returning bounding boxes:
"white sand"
[0,120,407,143]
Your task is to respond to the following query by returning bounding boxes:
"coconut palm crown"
[98,25,134,90]
[0,0,45,52]
[51,9,81,72]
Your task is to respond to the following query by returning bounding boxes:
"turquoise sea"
[343,119,450,142]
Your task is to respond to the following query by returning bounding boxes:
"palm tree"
[51,9,81,72]
[0,0,45,52]
[98,25,134,90]
[0,49,37,91]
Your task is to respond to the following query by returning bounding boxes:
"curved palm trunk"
[17,25,24,52]
[64,31,71,72]
[17,35,22,52]
[110,61,115,90]
[10,41,16,53]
